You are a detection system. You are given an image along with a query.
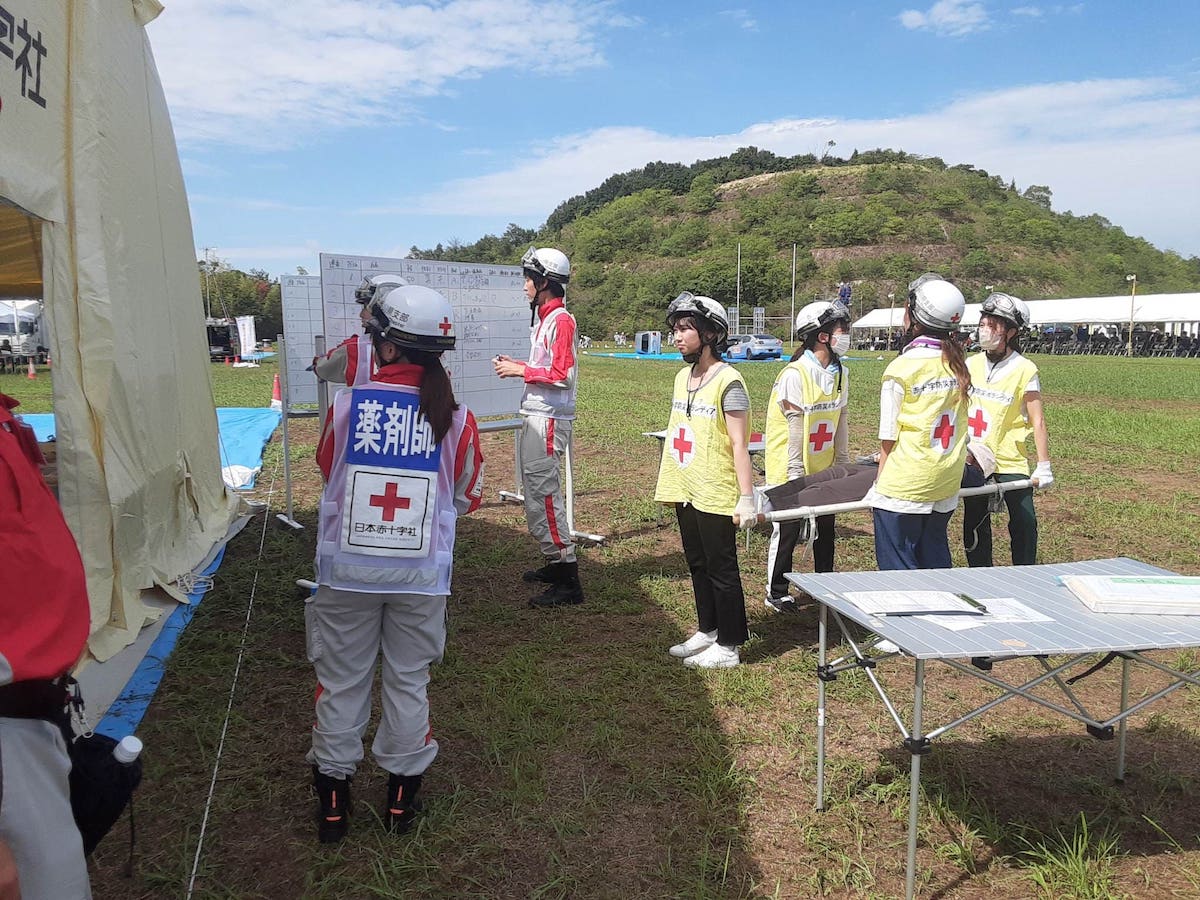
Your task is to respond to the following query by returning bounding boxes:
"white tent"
[0,0,239,660]
[853,293,1200,329]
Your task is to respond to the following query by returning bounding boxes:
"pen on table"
[957,593,989,614]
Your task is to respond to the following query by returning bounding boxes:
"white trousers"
[305,586,446,779]
[519,415,575,563]
[0,717,91,900]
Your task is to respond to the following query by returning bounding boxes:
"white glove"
[1032,460,1054,489]
[733,494,757,530]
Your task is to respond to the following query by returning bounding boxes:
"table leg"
[816,602,828,811]
[905,659,925,900]
[1116,656,1130,782]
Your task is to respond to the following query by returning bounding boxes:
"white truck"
[0,299,44,358]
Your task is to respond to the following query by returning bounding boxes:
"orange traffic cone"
[270,373,282,410]
[26,359,36,379]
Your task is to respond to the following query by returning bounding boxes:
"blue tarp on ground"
[20,407,281,488]
[215,407,282,488]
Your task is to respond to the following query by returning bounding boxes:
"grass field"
[7,351,1200,899]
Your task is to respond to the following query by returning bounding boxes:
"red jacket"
[0,394,90,685]
[317,363,484,514]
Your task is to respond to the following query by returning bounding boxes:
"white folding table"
[787,557,1200,900]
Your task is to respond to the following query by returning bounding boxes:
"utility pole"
[735,242,742,334]
[790,243,797,341]
[202,247,213,319]
[1126,274,1137,357]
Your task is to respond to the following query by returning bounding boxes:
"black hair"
[371,338,460,442]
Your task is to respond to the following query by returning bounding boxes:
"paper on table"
[841,591,983,616]
[925,597,1054,631]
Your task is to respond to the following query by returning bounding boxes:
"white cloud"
[719,9,759,31]
[210,240,325,262]
[898,0,990,36]
[378,78,1200,255]
[1011,5,1043,16]
[147,1,633,147]
[191,194,326,213]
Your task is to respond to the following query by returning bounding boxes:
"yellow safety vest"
[874,352,969,503]
[654,364,746,515]
[764,356,847,485]
[966,352,1038,476]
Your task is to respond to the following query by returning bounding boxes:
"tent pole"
[274,334,302,530]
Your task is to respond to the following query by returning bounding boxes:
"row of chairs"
[1029,333,1200,357]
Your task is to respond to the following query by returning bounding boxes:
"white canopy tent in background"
[852,293,1200,330]
[0,0,240,661]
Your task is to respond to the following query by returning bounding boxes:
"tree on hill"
[405,148,1199,338]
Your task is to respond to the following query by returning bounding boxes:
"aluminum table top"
[787,557,1200,659]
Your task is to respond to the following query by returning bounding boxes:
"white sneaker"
[683,643,740,669]
[669,630,717,658]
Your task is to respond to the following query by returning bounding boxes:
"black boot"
[384,772,424,834]
[312,767,352,844]
[522,561,560,583]
[529,561,584,608]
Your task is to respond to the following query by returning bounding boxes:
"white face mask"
[830,333,852,356]
[977,327,1003,352]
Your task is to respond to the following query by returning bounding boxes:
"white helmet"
[521,246,570,286]
[666,291,730,347]
[354,272,406,305]
[368,284,456,353]
[795,300,851,337]
[909,278,965,331]
[981,291,1030,330]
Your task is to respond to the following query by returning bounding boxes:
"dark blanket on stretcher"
[762,464,876,511]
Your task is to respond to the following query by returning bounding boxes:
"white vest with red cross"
[764,355,847,485]
[520,305,577,419]
[653,364,745,515]
[966,352,1038,476]
[316,382,468,594]
[874,352,969,503]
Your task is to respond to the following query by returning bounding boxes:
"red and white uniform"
[0,393,92,899]
[313,333,375,386]
[308,364,483,780]
[519,298,578,563]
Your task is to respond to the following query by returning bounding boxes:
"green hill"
[409,149,1200,338]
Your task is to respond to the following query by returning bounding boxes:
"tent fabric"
[0,0,239,661]
[853,293,1200,329]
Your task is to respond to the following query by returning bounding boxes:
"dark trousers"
[873,508,953,571]
[962,470,1038,566]
[675,503,749,647]
[768,514,835,599]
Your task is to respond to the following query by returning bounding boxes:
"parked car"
[727,333,783,360]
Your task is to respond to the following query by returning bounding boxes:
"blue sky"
[146,1,1200,276]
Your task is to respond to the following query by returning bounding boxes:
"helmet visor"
[981,293,1021,325]
[521,246,545,278]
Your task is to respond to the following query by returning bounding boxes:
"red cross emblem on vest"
[369,482,412,521]
[967,407,988,438]
[438,317,453,335]
[672,424,695,466]
[932,413,956,451]
[809,421,834,453]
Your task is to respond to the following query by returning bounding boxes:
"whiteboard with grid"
[279,274,323,408]
[319,253,529,418]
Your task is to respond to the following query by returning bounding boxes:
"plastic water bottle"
[113,735,143,764]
